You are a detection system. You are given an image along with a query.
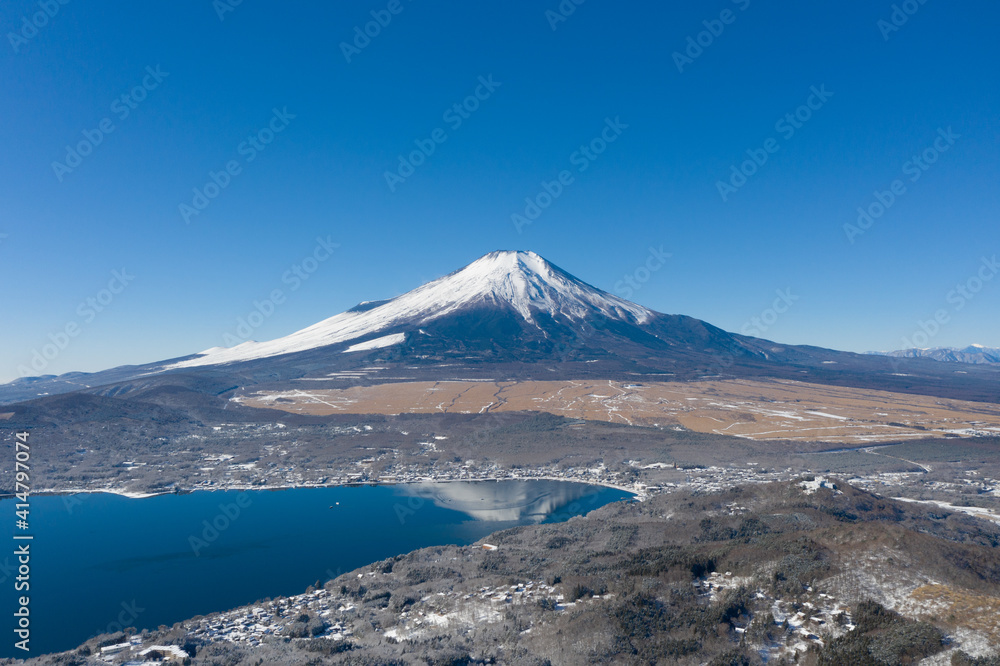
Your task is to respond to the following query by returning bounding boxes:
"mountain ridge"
[3,250,1000,406]
[870,345,1000,365]
[165,250,654,370]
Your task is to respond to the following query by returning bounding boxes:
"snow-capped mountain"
[869,345,1000,365]
[4,250,1000,407]
[166,251,654,369]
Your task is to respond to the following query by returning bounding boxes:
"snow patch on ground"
[805,410,849,421]
[799,476,839,495]
[342,333,406,353]
[893,497,1000,526]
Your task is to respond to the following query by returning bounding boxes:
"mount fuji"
[3,250,1000,406]
[166,251,655,369]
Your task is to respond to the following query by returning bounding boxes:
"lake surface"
[0,480,631,657]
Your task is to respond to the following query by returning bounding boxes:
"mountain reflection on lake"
[396,479,618,522]
[1,480,631,657]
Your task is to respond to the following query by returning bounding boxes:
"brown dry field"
[910,583,1000,645]
[235,378,1000,443]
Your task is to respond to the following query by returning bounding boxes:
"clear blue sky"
[2,1,999,382]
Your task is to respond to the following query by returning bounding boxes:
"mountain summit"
[415,250,652,324]
[5,250,1000,406]
[168,250,653,369]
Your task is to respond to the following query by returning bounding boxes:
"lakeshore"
[0,479,630,657]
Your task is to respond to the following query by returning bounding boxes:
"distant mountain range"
[3,251,1000,406]
[869,345,1000,365]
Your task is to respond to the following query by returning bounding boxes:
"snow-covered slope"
[341,332,407,353]
[166,251,655,369]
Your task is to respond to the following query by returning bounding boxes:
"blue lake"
[0,480,631,657]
